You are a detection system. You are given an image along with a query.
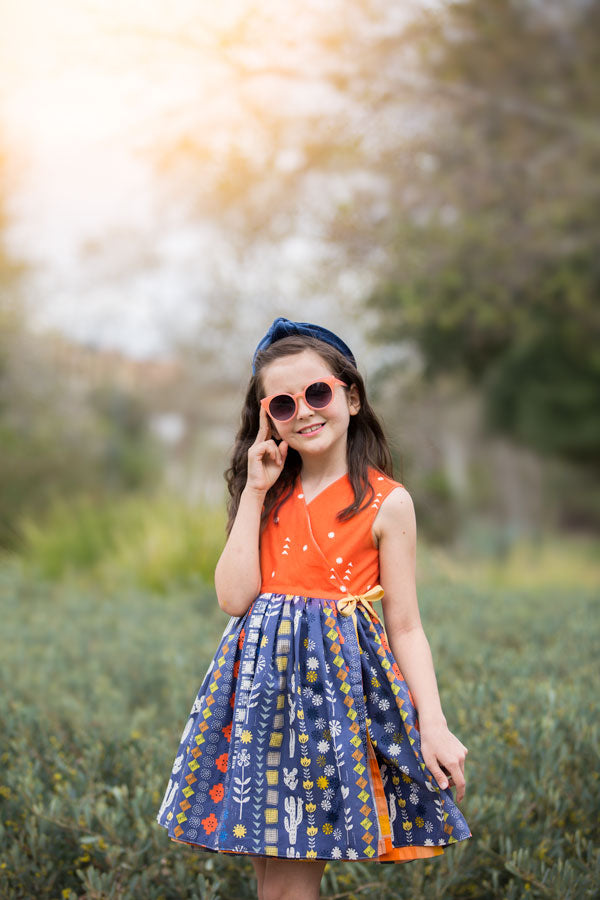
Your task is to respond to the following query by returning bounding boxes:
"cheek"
[269,420,283,439]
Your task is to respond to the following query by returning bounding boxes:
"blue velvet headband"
[252,317,356,374]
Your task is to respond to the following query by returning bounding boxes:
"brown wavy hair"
[225,335,394,534]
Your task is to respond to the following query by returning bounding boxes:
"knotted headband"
[252,316,356,374]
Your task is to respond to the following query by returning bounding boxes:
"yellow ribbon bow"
[337,584,385,640]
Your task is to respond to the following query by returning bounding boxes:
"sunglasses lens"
[305,381,333,408]
[268,395,296,421]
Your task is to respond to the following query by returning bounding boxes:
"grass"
[0,530,598,899]
[15,491,227,591]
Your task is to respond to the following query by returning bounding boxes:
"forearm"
[214,486,265,617]
[386,625,447,727]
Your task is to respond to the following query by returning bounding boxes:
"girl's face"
[259,349,360,466]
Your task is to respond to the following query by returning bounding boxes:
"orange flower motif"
[237,628,245,650]
[209,783,225,803]
[230,692,236,709]
[222,722,232,742]
[392,662,403,680]
[202,813,218,835]
[233,660,240,678]
[215,752,229,773]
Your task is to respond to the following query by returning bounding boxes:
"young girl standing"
[157,317,471,899]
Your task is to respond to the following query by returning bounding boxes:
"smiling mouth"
[297,423,325,435]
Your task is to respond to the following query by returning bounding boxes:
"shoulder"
[366,467,404,496]
[372,482,416,545]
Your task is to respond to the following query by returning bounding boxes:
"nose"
[295,395,313,418]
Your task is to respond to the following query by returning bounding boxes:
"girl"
[157,317,471,900]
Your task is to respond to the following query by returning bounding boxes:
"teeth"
[300,424,323,434]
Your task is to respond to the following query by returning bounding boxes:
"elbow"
[217,594,254,618]
[215,578,260,618]
[217,593,246,618]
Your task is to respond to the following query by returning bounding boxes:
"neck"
[299,450,348,490]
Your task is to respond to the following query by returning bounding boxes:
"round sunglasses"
[260,376,347,422]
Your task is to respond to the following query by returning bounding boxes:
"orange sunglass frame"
[260,376,347,422]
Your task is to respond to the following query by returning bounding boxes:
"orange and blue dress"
[156,468,471,861]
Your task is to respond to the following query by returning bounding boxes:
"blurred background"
[0,2,598,899]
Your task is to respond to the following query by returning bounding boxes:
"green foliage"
[86,385,162,492]
[0,546,598,899]
[368,0,600,466]
[484,327,600,465]
[15,493,227,591]
[0,309,163,551]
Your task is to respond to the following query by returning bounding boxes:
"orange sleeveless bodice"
[260,468,403,599]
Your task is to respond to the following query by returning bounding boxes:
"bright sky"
[0,0,420,360]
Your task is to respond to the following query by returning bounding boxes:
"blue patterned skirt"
[156,593,471,862]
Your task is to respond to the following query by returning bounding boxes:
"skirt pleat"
[156,593,471,862]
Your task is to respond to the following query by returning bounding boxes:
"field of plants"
[0,519,598,900]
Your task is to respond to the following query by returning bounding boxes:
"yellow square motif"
[269,732,283,748]
[264,808,278,823]
[266,770,279,785]
[279,620,291,635]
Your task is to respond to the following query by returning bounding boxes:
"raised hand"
[246,406,289,494]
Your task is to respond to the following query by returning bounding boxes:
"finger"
[279,441,288,466]
[258,439,279,465]
[425,758,450,791]
[256,405,272,442]
[447,762,466,801]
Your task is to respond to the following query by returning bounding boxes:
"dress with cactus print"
[156,468,471,862]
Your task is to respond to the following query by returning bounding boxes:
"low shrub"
[0,544,597,899]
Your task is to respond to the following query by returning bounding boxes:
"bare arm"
[374,486,468,802]
[214,406,288,617]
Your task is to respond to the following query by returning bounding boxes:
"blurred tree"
[367,0,600,467]
[0,311,163,550]
[87,384,162,492]
[0,313,158,549]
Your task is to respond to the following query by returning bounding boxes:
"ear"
[347,384,360,416]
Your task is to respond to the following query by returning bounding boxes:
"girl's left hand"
[418,719,468,803]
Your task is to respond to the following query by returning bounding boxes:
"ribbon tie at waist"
[337,585,385,637]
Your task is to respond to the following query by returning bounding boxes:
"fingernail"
[440,781,448,789]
